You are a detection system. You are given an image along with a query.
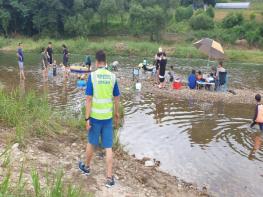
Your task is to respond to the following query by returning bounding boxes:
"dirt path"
[0,129,209,197]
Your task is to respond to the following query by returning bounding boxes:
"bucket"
[135,82,142,91]
[172,81,182,90]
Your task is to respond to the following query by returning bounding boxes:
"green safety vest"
[91,68,116,120]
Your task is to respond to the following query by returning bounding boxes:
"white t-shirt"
[216,67,226,78]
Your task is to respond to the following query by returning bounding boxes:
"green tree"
[0,10,10,36]
[129,3,166,41]
[129,3,145,35]
[175,6,193,22]
[98,0,117,29]
[206,5,214,18]
[74,0,85,12]
[190,13,214,30]
[144,5,166,41]
[64,14,90,37]
[222,13,244,29]
[83,0,101,11]
[116,0,126,24]
[31,0,70,37]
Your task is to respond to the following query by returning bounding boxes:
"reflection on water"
[121,93,263,197]
[249,133,263,161]
[1,52,263,196]
[19,79,25,96]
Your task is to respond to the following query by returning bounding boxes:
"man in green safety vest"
[79,50,120,188]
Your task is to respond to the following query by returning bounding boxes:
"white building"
[215,2,250,9]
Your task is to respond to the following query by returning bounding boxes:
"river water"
[0,52,263,196]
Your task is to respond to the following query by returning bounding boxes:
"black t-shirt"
[47,47,53,57]
[63,48,68,61]
[157,52,166,58]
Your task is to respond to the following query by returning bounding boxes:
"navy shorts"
[87,118,113,148]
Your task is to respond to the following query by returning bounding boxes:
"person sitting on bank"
[196,70,205,82]
[188,70,197,89]
[207,73,215,83]
[250,94,263,131]
[205,73,215,90]
[196,70,205,89]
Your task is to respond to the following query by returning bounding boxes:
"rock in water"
[145,160,155,167]
[12,143,19,150]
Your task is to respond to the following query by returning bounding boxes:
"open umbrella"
[193,38,225,60]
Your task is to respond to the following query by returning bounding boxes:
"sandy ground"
[118,74,263,105]
[0,128,209,197]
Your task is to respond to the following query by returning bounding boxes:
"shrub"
[218,33,236,44]
[175,6,193,22]
[258,38,263,48]
[222,13,244,28]
[64,15,90,37]
[194,9,205,16]
[250,13,256,20]
[259,24,263,37]
[216,0,227,2]
[245,30,260,45]
[231,25,246,39]
[0,90,62,144]
[206,6,215,18]
[190,13,214,30]
[180,0,193,6]
[217,28,242,44]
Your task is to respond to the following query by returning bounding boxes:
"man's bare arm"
[114,96,120,128]
[86,96,92,129]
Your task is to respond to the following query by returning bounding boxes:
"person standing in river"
[250,94,263,131]
[41,47,49,80]
[79,50,120,188]
[155,47,167,88]
[62,44,69,67]
[17,42,25,80]
[47,42,53,66]
[84,55,91,71]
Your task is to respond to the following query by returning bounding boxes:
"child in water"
[251,94,263,131]
[76,75,86,88]
[53,60,58,77]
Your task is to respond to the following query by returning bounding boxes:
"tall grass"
[0,166,89,196]
[2,36,263,63]
[113,103,125,150]
[0,90,62,144]
[0,149,90,196]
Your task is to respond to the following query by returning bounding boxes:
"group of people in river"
[17,41,94,85]
[141,48,228,92]
[140,48,263,132]
[40,42,70,80]
[15,42,263,189]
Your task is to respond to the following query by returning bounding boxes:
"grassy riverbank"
[0,89,124,196]
[1,37,263,64]
[0,89,123,146]
[0,90,88,196]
